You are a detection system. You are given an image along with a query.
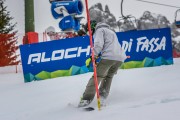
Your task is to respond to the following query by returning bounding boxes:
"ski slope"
[0,58,180,120]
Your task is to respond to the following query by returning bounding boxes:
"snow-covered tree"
[105,5,110,14]
[89,3,117,30]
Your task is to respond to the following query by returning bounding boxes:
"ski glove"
[85,56,99,67]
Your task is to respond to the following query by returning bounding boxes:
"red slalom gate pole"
[85,0,101,110]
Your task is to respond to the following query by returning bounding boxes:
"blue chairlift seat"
[175,9,180,28]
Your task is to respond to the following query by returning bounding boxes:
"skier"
[78,21,127,107]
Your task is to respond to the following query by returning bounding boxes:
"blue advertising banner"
[20,28,173,82]
[118,28,172,62]
[20,36,91,75]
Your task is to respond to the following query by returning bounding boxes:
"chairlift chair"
[118,15,137,31]
[175,9,180,28]
[118,0,137,31]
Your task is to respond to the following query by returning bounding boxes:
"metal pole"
[25,0,35,32]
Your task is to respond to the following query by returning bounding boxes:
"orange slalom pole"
[85,0,101,110]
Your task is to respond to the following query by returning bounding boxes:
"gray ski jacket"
[93,22,127,62]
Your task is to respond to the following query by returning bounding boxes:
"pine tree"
[0,0,19,66]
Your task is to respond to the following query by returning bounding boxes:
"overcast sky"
[5,0,180,33]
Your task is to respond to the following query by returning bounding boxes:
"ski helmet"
[84,20,97,34]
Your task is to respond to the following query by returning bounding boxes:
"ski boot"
[78,97,91,107]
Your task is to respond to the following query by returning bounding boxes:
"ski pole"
[85,0,101,111]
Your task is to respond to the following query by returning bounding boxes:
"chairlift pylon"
[175,9,180,28]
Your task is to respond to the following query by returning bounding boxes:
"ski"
[83,107,95,111]
[68,103,95,111]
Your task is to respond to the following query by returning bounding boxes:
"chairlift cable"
[135,0,180,9]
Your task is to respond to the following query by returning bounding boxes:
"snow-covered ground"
[0,58,180,120]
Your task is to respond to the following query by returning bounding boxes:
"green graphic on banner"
[120,57,173,69]
[23,57,173,82]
